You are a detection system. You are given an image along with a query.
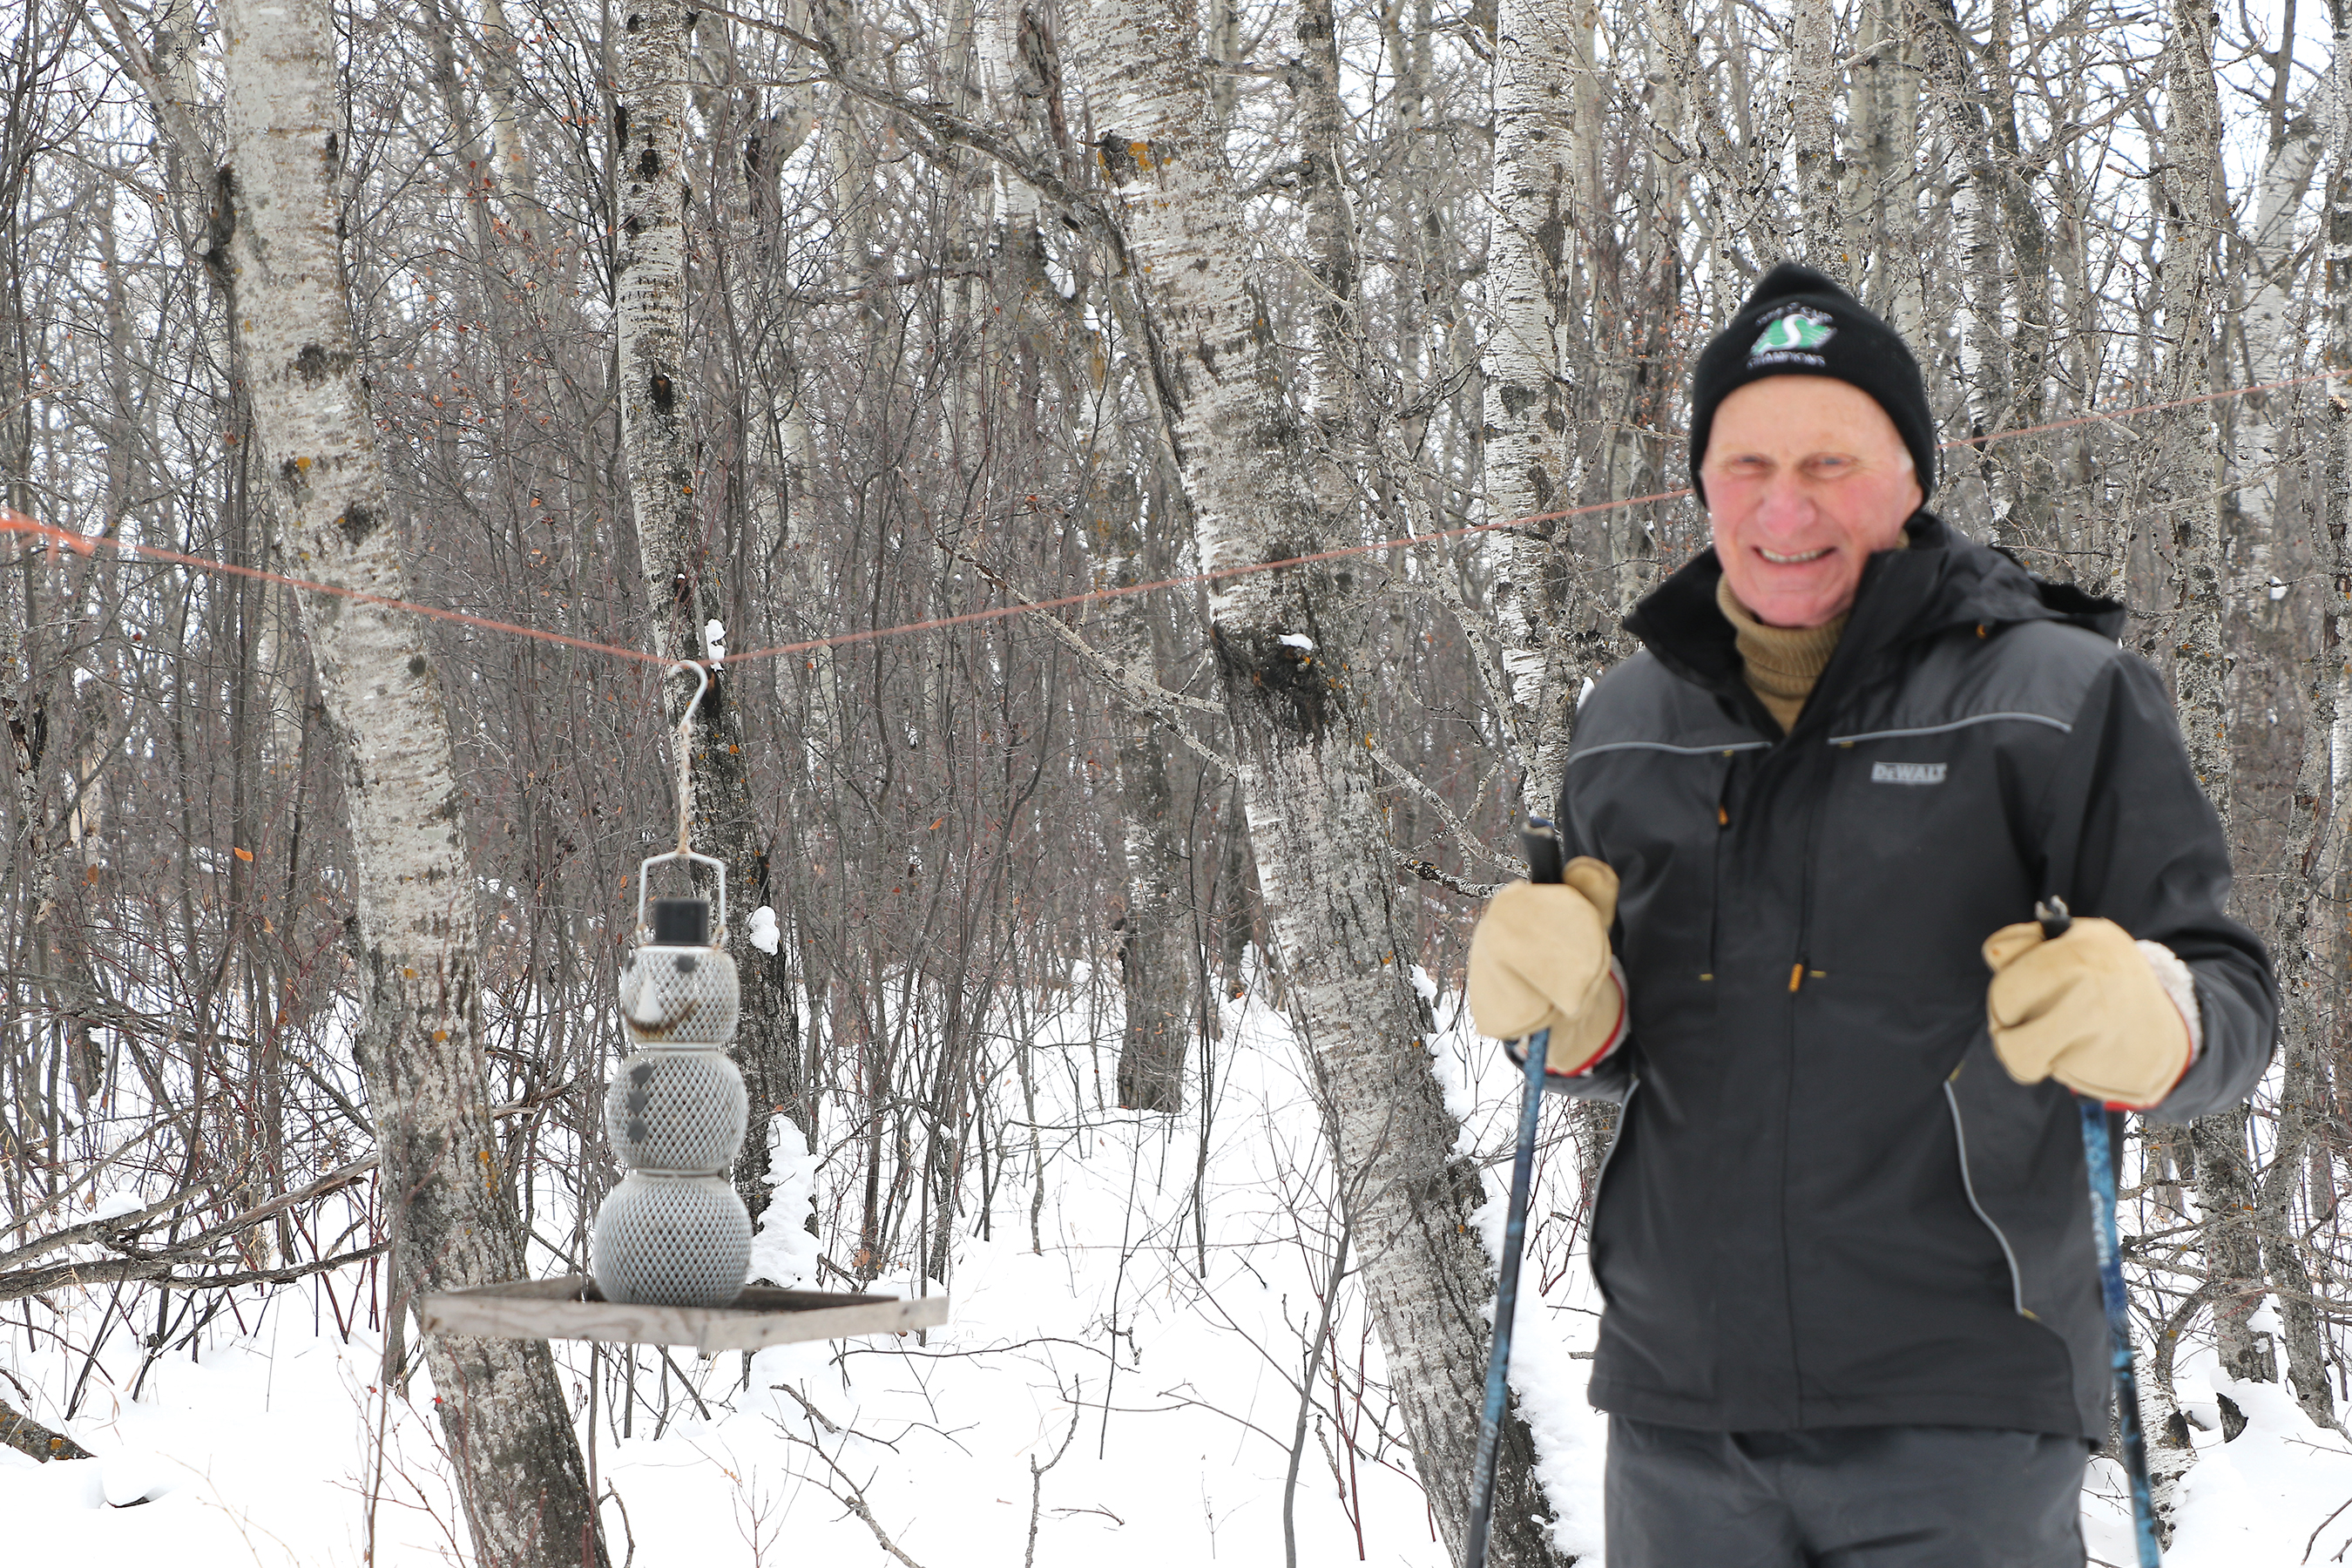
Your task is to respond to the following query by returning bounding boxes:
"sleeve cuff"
[2138,939,2203,1064]
[1553,957,1630,1078]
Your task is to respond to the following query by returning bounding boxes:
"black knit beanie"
[1686,262,1936,506]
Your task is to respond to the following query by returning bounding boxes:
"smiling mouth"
[1759,547,1831,564]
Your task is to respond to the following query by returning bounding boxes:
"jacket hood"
[1622,510,2126,698]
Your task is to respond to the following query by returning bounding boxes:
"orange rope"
[3,368,2328,671]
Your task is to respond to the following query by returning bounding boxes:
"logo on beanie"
[1750,309,1837,360]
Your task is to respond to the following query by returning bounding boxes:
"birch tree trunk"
[2159,0,2274,1412]
[613,0,804,1232]
[1486,0,1581,822]
[2330,0,2352,825]
[1849,0,1921,334]
[2260,0,2352,1434]
[1910,0,2017,536]
[2234,98,2319,586]
[1974,3,2056,543]
[478,0,540,212]
[1790,0,1848,279]
[1093,476,1194,1114]
[1295,0,1362,495]
[1073,2,1565,1558]
[211,1,605,1560]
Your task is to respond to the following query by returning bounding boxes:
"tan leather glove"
[1982,917,2194,1109]
[1467,857,1625,1077]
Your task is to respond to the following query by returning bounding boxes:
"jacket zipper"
[1778,726,1835,1416]
[1706,759,1738,982]
[1789,741,1829,990]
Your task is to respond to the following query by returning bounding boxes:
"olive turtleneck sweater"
[1713,576,1847,733]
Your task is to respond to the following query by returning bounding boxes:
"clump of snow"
[746,903,780,955]
[1278,632,1316,652]
[99,1446,174,1508]
[90,1189,147,1221]
[702,618,727,660]
[747,1115,821,1289]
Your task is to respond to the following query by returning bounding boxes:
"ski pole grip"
[2035,896,2072,943]
[1522,818,1565,886]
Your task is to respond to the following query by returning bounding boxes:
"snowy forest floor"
[5,979,2349,1565]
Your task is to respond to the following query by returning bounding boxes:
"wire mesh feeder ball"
[591,868,754,1308]
[593,1173,754,1308]
[605,1046,748,1173]
[618,926,740,1046]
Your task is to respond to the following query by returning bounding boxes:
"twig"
[604,1486,638,1568]
[657,1348,713,1423]
[1396,852,1503,899]
[1284,1213,1353,1568]
[1026,1383,1084,1568]
[774,1382,841,1435]
[0,1242,386,1307]
[1364,739,1522,875]
[947,545,1236,773]
[2307,1490,2352,1565]
[784,1429,930,1568]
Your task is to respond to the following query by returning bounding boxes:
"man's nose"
[1753,470,1812,531]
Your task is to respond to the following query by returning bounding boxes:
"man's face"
[1701,376,1924,629]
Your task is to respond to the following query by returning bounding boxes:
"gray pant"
[1605,1416,2088,1567]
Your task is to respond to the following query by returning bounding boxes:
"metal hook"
[670,661,710,857]
[632,661,727,945]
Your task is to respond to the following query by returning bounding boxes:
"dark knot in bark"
[1213,625,1337,741]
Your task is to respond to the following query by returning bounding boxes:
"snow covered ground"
[4,977,2347,1565]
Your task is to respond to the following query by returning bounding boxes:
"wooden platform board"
[420,1275,949,1355]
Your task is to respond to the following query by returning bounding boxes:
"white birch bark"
[2160,0,2233,821]
[477,0,540,209]
[2236,113,2320,586]
[1486,0,1581,822]
[2256,0,2352,1436]
[1910,0,2014,529]
[2153,0,2274,1436]
[2328,0,2352,817]
[613,0,806,1229]
[1649,0,1786,313]
[1295,0,1362,497]
[1852,0,1923,336]
[1790,0,1848,280]
[210,1,604,1559]
[1072,1,1565,1558]
[1089,472,1194,1112]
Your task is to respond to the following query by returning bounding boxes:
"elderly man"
[1468,263,2275,1566]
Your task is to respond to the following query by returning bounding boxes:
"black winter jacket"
[1554,512,2275,1440]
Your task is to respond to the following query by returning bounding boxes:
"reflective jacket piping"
[1825,712,2073,747]
[1570,740,1774,766]
[1943,1080,2029,1317]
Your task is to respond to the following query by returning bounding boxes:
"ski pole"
[2035,896,2162,1568]
[1465,821,1565,1568]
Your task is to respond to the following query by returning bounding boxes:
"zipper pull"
[1788,961,1805,994]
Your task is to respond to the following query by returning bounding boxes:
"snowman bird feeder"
[421,663,947,1353]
